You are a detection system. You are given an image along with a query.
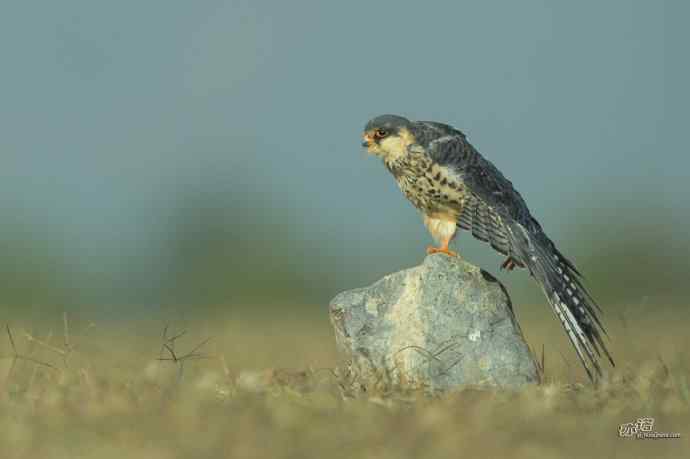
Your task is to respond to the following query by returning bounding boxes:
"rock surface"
[329,254,539,392]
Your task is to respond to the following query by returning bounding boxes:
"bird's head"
[362,114,416,160]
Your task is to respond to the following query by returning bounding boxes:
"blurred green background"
[0,0,688,323]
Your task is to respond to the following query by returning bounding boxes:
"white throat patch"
[374,127,417,162]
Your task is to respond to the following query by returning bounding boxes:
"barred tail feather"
[507,221,614,382]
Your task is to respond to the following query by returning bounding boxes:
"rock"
[328,254,539,392]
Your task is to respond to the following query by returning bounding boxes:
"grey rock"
[329,254,539,392]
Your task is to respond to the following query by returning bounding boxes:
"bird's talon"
[426,246,458,257]
[501,257,518,271]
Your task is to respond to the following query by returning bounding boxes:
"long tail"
[507,221,615,382]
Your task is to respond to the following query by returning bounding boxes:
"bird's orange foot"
[500,256,521,271]
[426,245,458,257]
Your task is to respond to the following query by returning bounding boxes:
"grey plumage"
[363,114,614,382]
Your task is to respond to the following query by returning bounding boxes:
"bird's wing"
[457,193,517,261]
[425,134,614,382]
[425,133,529,262]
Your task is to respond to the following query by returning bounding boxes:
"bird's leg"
[423,214,459,257]
[500,256,518,271]
[426,236,458,257]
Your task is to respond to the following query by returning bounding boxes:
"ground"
[0,302,688,459]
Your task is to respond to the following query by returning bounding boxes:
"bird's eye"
[374,129,388,139]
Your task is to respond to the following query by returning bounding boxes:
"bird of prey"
[361,114,614,382]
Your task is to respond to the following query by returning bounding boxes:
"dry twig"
[156,325,214,384]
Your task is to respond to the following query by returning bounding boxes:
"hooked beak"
[362,133,373,148]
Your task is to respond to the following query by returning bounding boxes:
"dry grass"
[0,304,688,459]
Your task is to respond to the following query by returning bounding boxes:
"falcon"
[362,114,614,382]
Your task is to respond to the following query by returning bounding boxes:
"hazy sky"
[1,1,687,306]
